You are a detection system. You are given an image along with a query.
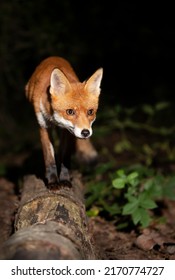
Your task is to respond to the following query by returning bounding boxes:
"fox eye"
[66,109,75,115]
[87,109,94,116]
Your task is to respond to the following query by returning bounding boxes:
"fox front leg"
[39,127,59,186]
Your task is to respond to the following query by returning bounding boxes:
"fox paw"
[48,179,72,190]
[76,149,98,165]
[47,181,60,190]
[58,180,72,188]
[59,163,70,181]
[75,138,98,165]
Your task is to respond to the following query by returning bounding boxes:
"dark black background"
[0,0,175,126]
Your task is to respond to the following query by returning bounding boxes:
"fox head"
[50,67,103,139]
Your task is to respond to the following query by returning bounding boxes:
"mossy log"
[0,170,95,260]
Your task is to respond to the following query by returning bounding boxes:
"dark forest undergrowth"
[1,103,175,259]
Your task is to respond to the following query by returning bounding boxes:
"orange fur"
[25,56,103,185]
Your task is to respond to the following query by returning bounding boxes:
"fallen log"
[0,169,95,259]
[0,178,18,246]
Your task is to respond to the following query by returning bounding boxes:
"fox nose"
[81,129,90,138]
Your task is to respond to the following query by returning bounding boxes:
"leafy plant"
[112,167,175,228]
[85,162,175,229]
[86,103,175,228]
[112,169,157,227]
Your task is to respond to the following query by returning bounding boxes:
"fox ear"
[50,68,71,95]
[85,68,103,96]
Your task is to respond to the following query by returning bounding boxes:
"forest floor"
[1,104,175,259]
[88,129,175,260]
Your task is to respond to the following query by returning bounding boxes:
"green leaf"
[116,169,126,178]
[138,208,152,228]
[155,102,170,111]
[142,104,154,116]
[101,202,121,215]
[122,198,139,215]
[143,177,155,191]
[163,176,175,200]
[95,162,114,175]
[142,199,157,209]
[143,176,163,198]
[85,182,106,208]
[132,208,142,225]
[86,207,100,217]
[114,139,132,153]
[127,172,139,181]
[112,178,126,189]
[127,172,139,186]
[139,193,157,209]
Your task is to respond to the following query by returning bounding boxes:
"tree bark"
[0,178,18,246]
[0,170,95,260]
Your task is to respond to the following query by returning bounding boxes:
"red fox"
[25,56,103,186]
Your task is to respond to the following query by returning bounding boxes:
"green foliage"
[85,162,121,218]
[86,162,175,229]
[96,102,175,166]
[85,103,175,229]
[97,101,175,135]
[112,169,158,228]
